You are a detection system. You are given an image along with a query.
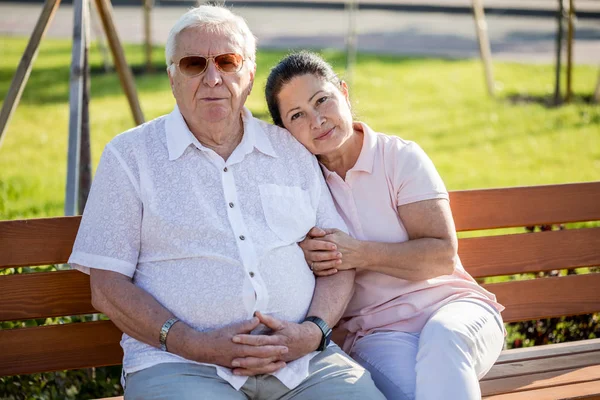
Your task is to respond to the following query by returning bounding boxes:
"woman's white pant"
[350,300,505,400]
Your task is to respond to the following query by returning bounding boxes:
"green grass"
[0,36,599,220]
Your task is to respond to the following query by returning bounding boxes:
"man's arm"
[91,269,289,374]
[305,269,355,332]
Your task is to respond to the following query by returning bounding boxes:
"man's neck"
[188,116,245,161]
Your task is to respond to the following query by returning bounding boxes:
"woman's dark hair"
[265,51,341,127]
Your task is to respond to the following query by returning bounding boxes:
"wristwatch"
[303,316,332,351]
[159,317,180,352]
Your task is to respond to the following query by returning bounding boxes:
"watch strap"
[303,316,332,351]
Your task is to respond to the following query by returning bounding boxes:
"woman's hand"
[299,227,365,276]
[299,227,342,276]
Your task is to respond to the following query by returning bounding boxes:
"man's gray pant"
[124,345,386,399]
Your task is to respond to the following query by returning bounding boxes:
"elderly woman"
[265,51,506,400]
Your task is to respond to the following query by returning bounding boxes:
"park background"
[0,0,599,397]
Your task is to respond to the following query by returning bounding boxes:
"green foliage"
[0,366,122,400]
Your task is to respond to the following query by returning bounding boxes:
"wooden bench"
[1,181,599,399]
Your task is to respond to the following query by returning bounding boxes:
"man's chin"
[198,106,235,123]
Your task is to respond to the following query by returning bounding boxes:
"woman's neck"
[318,126,363,181]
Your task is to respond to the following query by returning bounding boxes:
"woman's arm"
[300,199,457,281]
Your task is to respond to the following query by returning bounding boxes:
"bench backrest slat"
[450,182,600,231]
[0,320,122,376]
[0,216,81,269]
[460,227,600,278]
[483,273,600,323]
[0,270,95,322]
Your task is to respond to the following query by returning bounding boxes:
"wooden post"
[90,0,113,73]
[471,0,495,97]
[94,0,145,125]
[144,0,154,73]
[554,0,565,105]
[565,0,575,102]
[594,68,600,103]
[65,0,87,216]
[345,0,358,87]
[0,0,61,149]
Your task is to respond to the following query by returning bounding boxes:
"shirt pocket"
[259,184,316,244]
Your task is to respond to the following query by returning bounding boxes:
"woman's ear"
[340,80,351,106]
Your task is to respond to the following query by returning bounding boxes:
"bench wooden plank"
[0,270,96,322]
[491,339,600,366]
[2,270,598,326]
[451,182,600,232]
[482,380,600,399]
[0,320,122,376]
[482,273,600,323]
[481,365,600,397]
[0,216,81,269]
[484,351,600,381]
[460,228,600,278]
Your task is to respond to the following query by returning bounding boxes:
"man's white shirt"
[69,106,347,390]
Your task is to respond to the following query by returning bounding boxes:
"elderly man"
[68,5,384,400]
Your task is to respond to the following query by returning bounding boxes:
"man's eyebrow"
[285,90,326,119]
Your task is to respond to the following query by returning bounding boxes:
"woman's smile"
[315,127,335,140]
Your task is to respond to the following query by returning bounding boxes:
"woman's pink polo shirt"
[320,122,504,354]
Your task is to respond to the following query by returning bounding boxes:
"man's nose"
[202,60,222,87]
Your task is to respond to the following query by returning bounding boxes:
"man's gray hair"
[165,5,257,74]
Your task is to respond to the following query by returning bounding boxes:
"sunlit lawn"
[0,36,599,221]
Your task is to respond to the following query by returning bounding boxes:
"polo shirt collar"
[351,122,377,174]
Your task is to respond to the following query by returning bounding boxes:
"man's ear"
[247,60,257,95]
[167,67,175,92]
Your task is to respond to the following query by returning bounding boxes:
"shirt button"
[249,271,255,278]
[239,235,245,240]
[223,167,228,172]
[229,202,234,208]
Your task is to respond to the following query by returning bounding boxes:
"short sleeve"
[393,141,449,207]
[311,157,349,234]
[68,142,142,278]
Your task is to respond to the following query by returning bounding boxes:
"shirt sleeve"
[311,156,349,234]
[393,141,449,207]
[68,142,142,278]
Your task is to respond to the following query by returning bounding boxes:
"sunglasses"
[175,53,245,77]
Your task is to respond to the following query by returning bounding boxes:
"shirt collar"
[351,121,377,174]
[240,107,278,159]
[320,121,377,179]
[165,105,278,161]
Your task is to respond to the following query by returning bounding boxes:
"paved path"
[1,2,599,64]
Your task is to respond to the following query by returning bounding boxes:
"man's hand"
[195,317,289,375]
[230,312,322,376]
[299,227,342,276]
